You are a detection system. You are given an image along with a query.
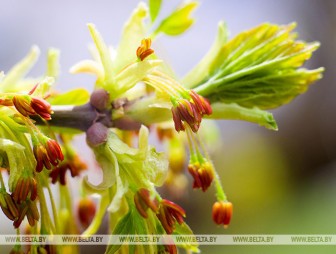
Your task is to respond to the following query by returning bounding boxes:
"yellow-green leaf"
[149,0,162,22]
[154,1,198,36]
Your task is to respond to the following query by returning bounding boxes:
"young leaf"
[154,1,198,36]
[208,102,278,130]
[190,23,323,110]
[87,23,114,86]
[115,2,148,73]
[149,0,162,22]
[105,209,134,254]
[49,88,90,106]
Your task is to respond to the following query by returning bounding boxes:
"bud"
[136,38,154,61]
[86,122,108,147]
[157,199,186,234]
[77,197,96,228]
[212,201,233,228]
[188,161,214,192]
[90,89,110,111]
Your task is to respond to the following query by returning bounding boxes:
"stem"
[33,102,145,131]
[33,104,105,131]
[213,171,227,201]
[37,177,56,234]
[47,184,60,234]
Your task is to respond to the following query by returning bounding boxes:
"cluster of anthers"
[171,90,212,133]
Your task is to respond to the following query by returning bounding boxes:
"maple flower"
[13,200,40,228]
[171,91,212,132]
[136,38,154,61]
[33,138,64,172]
[188,160,214,192]
[0,191,19,221]
[212,201,233,228]
[156,199,186,234]
[12,176,37,204]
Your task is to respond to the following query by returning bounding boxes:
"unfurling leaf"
[188,23,323,110]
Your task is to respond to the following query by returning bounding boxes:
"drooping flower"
[11,176,37,204]
[171,90,212,133]
[33,138,64,172]
[49,154,87,185]
[156,199,186,234]
[212,201,233,228]
[13,200,40,228]
[188,160,214,192]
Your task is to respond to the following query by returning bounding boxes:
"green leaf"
[149,0,162,22]
[49,88,90,106]
[115,2,148,73]
[105,210,134,254]
[82,143,117,194]
[88,23,114,86]
[192,23,323,109]
[208,102,278,130]
[113,60,162,99]
[182,21,229,88]
[154,1,198,36]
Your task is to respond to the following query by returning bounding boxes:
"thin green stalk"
[47,184,60,234]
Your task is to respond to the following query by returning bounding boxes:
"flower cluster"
[171,90,212,132]
[33,138,64,172]
[134,188,186,234]
[188,160,214,192]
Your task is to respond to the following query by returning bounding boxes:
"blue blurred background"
[1,0,336,253]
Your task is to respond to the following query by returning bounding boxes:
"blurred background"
[1,0,336,253]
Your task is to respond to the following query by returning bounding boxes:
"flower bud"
[90,89,110,111]
[86,122,108,147]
